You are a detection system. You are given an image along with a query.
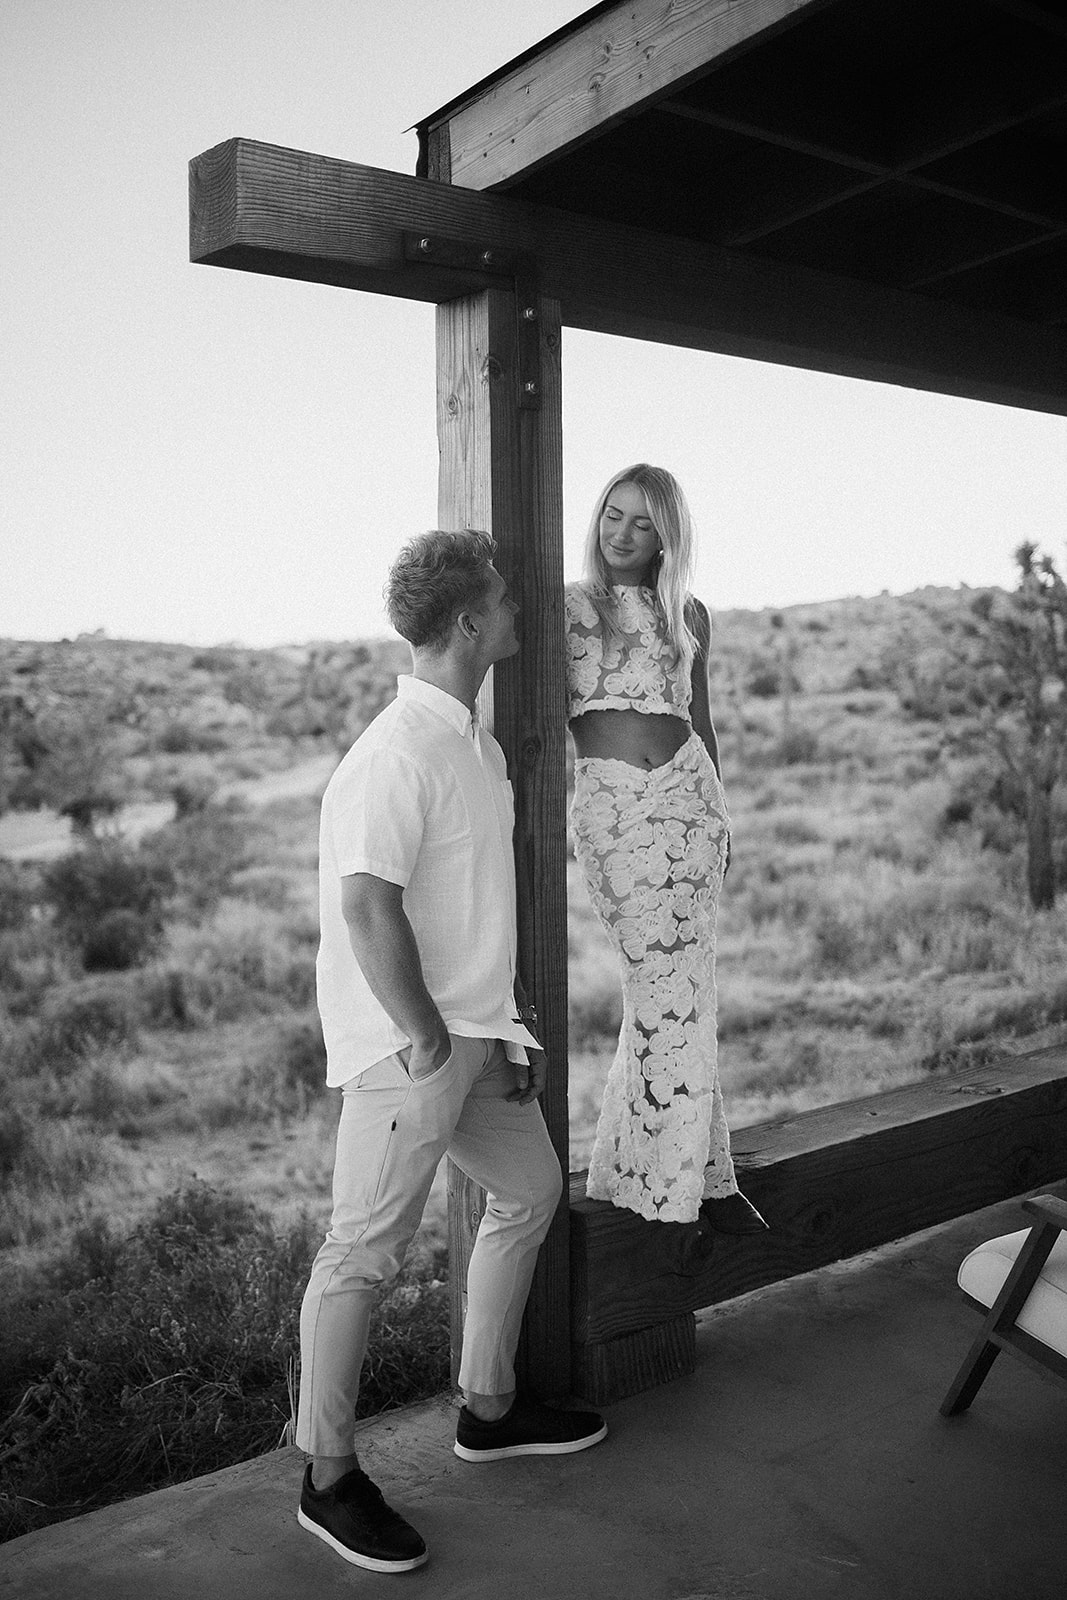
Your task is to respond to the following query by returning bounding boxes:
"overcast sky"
[4,0,1066,647]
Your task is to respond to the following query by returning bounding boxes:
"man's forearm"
[345,890,445,1048]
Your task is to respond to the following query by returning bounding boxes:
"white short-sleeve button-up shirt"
[316,674,540,1086]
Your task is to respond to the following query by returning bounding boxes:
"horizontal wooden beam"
[570,1047,1067,1359]
[189,139,1067,415]
[425,0,830,191]
[881,27,1067,172]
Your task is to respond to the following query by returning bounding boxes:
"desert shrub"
[941,794,974,828]
[775,1036,824,1092]
[41,842,169,968]
[810,905,857,974]
[845,663,887,691]
[81,908,159,972]
[171,772,220,817]
[233,1017,330,1119]
[0,1114,105,1225]
[747,663,783,698]
[164,901,315,1022]
[191,647,239,674]
[568,927,622,1049]
[0,1107,32,1185]
[570,984,622,1049]
[718,998,779,1040]
[233,866,294,910]
[274,1018,327,1098]
[963,979,1067,1043]
[0,860,38,931]
[140,802,257,914]
[739,873,818,931]
[775,727,820,766]
[0,1183,449,1542]
[805,868,1009,982]
[917,1039,1004,1076]
[28,982,139,1074]
[136,966,195,1029]
[61,1058,177,1129]
[156,719,226,755]
[939,917,998,975]
[771,814,822,847]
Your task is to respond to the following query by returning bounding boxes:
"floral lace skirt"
[572,731,737,1224]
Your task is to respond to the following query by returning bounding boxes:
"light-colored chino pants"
[296,1034,562,1456]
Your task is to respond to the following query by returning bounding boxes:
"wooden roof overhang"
[411,0,1067,414]
[190,0,1067,414]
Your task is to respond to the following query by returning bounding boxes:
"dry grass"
[3,593,1067,1535]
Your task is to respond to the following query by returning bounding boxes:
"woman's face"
[598,481,660,586]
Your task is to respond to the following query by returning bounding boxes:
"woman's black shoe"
[700,1191,770,1236]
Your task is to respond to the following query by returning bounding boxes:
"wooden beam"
[658,99,1067,236]
[424,0,832,191]
[189,140,1067,415]
[984,0,1067,45]
[905,226,1067,292]
[436,287,569,1400]
[571,1047,1067,1402]
[880,28,1067,172]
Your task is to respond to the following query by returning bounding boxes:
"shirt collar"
[396,674,475,739]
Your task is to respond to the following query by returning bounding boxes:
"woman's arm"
[689,597,730,877]
[687,597,723,781]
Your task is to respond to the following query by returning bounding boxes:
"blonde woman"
[566,464,766,1233]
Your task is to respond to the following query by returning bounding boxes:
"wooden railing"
[569,1046,1067,1402]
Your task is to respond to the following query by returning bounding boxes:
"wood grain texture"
[570,1048,1067,1347]
[572,1315,696,1407]
[188,140,1067,414]
[437,287,570,1399]
[433,0,828,191]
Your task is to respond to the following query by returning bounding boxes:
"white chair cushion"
[958,1228,1067,1360]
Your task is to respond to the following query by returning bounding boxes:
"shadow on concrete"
[4,1193,1065,1600]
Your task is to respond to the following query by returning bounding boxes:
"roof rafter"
[424,0,833,190]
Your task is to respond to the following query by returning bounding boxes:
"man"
[296,530,606,1573]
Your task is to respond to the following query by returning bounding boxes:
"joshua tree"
[969,543,1067,910]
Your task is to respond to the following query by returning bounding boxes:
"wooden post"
[436,285,570,1398]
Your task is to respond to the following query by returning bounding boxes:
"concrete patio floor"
[3,1192,1065,1600]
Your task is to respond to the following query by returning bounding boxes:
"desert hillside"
[2,584,1065,1537]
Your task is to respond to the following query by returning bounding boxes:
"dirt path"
[0,751,338,863]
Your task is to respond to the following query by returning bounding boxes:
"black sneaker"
[297,1464,428,1572]
[454,1395,607,1462]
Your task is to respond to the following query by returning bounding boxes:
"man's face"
[471,565,520,662]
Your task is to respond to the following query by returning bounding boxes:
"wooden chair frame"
[940,1193,1067,1417]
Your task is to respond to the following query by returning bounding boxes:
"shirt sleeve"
[328,746,428,887]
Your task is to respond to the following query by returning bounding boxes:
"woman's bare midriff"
[570,709,691,770]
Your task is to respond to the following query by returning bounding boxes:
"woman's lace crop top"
[564,582,692,722]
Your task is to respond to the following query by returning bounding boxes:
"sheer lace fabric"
[564,583,691,722]
[572,733,737,1223]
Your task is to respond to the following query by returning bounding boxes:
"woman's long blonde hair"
[580,463,699,673]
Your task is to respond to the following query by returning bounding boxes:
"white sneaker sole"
[453,1421,608,1462]
[296,1507,429,1571]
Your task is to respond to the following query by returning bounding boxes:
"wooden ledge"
[568,1047,1067,1400]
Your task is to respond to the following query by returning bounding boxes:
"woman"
[565,464,766,1233]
